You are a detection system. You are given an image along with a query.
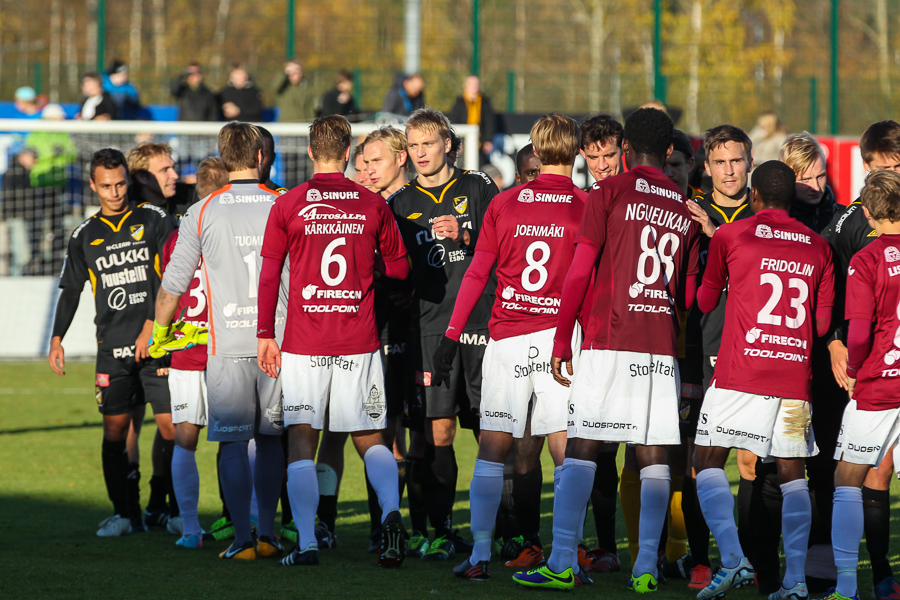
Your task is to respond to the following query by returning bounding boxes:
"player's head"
[127,143,178,199]
[704,124,753,202]
[81,71,103,97]
[580,113,623,182]
[749,160,796,212]
[307,115,352,169]
[195,157,228,199]
[89,148,129,214]
[405,107,452,177]
[779,132,827,206]
[515,143,541,185]
[531,113,579,169]
[860,170,900,224]
[622,107,673,167]
[447,129,462,167]
[364,126,408,195]
[353,139,375,190]
[664,129,695,196]
[218,122,264,176]
[860,120,900,173]
[257,126,277,183]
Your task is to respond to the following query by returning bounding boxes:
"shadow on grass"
[0,417,158,436]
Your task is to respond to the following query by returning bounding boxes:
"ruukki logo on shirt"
[885,247,900,263]
[306,188,322,203]
[756,224,774,239]
[518,189,535,203]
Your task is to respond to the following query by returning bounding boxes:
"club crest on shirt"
[363,385,385,419]
[755,224,774,239]
[518,189,535,203]
[218,192,235,204]
[307,188,322,203]
[130,225,144,241]
[453,196,468,214]
[885,247,900,263]
[635,178,651,194]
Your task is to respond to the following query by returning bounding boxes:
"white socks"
[832,486,863,598]
[363,445,401,521]
[469,459,504,562]
[287,459,319,549]
[780,479,811,588]
[171,445,201,536]
[633,464,670,577]
[696,468,743,568]
[547,458,596,574]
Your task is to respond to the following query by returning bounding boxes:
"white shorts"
[695,383,817,459]
[568,349,681,445]
[169,368,207,426]
[206,356,284,442]
[480,327,581,437]
[834,400,900,469]
[281,351,386,432]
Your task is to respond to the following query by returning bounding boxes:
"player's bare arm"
[550,356,574,387]
[257,338,281,379]
[687,200,716,238]
[48,336,65,376]
[829,338,851,390]
[134,319,154,362]
[432,214,470,246]
[155,286,182,327]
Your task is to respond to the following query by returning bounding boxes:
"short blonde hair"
[195,157,229,198]
[406,107,452,142]
[779,132,826,177]
[365,126,408,160]
[127,143,172,173]
[217,122,263,172]
[861,169,900,223]
[309,115,352,162]
[531,113,580,166]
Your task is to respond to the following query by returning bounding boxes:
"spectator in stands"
[0,149,37,275]
[103,60,142,120]
[319,70,359,119]
[219,64,264,122]
[13,87,40,118]
[448,75,496,160]
[276,60,315,122]
[381,73,424,116]
[170,62,218,121]
[77,72,116,120]
[749,111,787,165]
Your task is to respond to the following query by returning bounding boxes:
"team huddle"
[47,106,900,600]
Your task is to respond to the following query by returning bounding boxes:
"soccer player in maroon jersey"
[430,113,587,580]
[256,115,411,568]
[828,169,900,600]
[513,107,701,592]
[692,161,835,600]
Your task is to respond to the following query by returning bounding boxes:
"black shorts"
[678,351,704,440]
[417,330,487,427]
[702,354,717,393]
[95,346,171,416]
[381,321,418,420]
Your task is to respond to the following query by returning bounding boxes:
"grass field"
[1,361,898,599]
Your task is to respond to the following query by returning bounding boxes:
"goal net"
[0,119,480,278]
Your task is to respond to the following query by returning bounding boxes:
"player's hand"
[156,367,169,376]
[432,215,467,244]
[687,200,716,238]
[829,339,851,390]
[258,338,282,379]
[48,336,65,376]
[431,336,459,389]
[847,377,857,396]
[551,356,574,388]
[135,320,154,362]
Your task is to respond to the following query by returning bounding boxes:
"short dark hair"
[580,113,623,150]
[703,124,752,159]
[257,125,274,145]
[335,69,353,84]
[752,160,796,209]
[449,129,461,154]
[309,115,352,162]
[90,148,128,180]
[671,129,694,162]
[624,108,673,161]
[516,143,537,175]
[218,122,263,171]
[82,71,102,84]
[861,169,900,223]
[859,120,900,165]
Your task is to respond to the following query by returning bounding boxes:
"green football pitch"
[1,361,895,598]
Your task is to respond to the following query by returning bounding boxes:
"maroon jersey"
[704,209,834,401]
[477,174,587,340]
[162,229,207,371]
[577,166,700,356]
[846,236,900,410]
[261,172,407,356]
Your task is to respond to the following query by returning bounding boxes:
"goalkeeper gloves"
[148,311,209,359]
[431,336,459,389]
[148,320,175,359]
